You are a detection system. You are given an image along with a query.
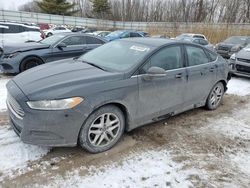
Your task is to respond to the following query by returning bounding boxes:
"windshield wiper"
[82,61,107,71]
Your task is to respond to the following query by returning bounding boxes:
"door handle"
[209,67,215,72]
[175,73,183,78]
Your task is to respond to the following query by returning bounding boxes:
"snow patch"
[46,150,194,188]
[0,78,9,111]
[227,77,250,96]
[0,125,50,180]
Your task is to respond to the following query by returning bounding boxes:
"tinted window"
[193,39,200,44]
[25,27,40,32]
[141,46,182,73]
[130,32,142,37]
[120,32,130,38]
[193,35,205,39]
[206,50,217,61]
[186,45,209,66]
[1,24,23,33]
[85,36,104,44]
[199,39,208,45]
[62,36,84,45]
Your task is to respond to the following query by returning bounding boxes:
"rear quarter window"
[206,50,218,61]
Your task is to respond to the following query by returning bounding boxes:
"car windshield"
[39,34,65,45]
[106,31,124,37]
[224,36,248,44]
[78,40,152,71]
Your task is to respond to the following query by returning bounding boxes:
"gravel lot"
[0,74,250,188]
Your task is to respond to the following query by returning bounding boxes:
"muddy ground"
[0,92,250,188]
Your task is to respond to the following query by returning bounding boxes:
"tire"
[79,105,125,153]
[20,57,43,72]
[47,32,53,37]
[206,82,225,110]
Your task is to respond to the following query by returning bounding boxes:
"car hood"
[236,47,250,59]
[12,59,124,100]
[3,42,50,54]
[217,43,235,47]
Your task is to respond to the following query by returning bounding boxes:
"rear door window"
[185,45,209,66]
[62,36,84,46]
[130,32,142,37]
[1,24,22,33]
[85,36,104,44]
[199,39,208,45]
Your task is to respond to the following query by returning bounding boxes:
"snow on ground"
[0,125,50,181]
[46,150,195,188]
[0,78,9,111]
[227,77,250,96]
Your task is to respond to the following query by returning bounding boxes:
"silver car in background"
[230,44,250,77]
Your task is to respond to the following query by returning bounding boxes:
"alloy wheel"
[209,85,223,108]
[88,113,121,147]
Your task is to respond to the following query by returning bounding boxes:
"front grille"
[236,64,250,74]
[218,46,230,51]
[237,58,250,64]
[7,93,25,119]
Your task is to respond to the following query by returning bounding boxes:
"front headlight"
[4,52,20,59]
[27,97,84,110]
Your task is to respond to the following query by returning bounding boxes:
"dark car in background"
[215,36,250,58]
[0,33,106,73]
[6,38,230,153]
[230,44,250,77]
[104,30,144,41]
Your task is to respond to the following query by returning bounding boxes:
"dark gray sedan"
[215,36,250,58]
[6,38,230,153]
[0,33,106,73]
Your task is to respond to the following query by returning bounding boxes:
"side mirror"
[143,66,166,80]
[57,42,67,49]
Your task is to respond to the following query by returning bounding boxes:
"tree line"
[19,0,250,23]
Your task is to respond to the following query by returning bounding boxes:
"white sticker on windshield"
[130,45,150,52]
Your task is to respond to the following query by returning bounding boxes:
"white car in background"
[176,33,207,40]
[0,22,42,48]
[43,26,71,37]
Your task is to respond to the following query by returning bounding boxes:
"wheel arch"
[94,102,130,131]
[218,79,227,92]
[19,55,45,72]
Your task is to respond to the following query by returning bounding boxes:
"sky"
[0,0,32,10]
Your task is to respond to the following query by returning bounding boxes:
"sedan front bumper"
[7,80,91,147]
[232,59,250,78]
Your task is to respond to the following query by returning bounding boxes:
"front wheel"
[206,82,225,110]
[20,57,43,72]
[79,105,125,153]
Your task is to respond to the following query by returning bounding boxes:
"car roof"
[52,32,107,41]
[121,38,175,47]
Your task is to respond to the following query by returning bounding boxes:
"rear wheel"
[79,105,125,153]
[206,82,225,110]
[20,57,43,72]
